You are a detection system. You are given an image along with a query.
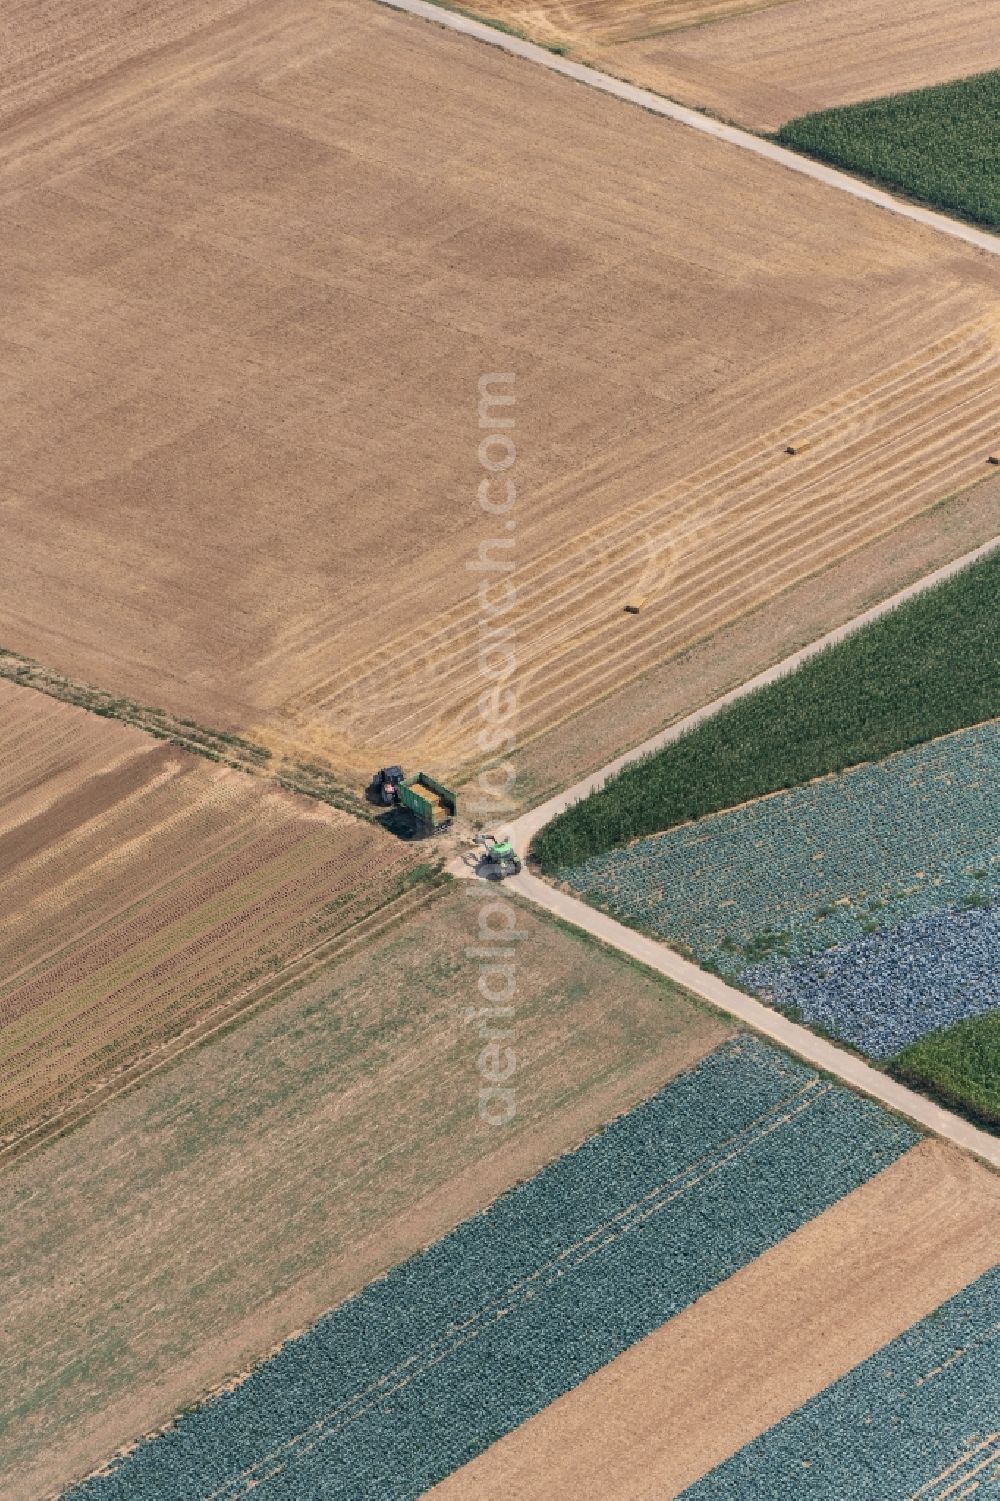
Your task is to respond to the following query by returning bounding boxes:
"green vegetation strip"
[775,71,1000,231]
[534,549,999,870]
[894,1011,1000,1128]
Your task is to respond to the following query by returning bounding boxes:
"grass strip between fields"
[533,548,999,870]
[775,71,1000,232]
[0,648,363,815]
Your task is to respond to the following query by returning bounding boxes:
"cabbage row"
[681,1262,1000,1500]
[745,900,1000,1058]
[62,1038,916,1501]
[561,720,997,975]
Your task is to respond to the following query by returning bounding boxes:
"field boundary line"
[194,1072,833,1500]
[449,535,1000,1168]
[508,533,1000,847]
[375,0,1000,259]
[0,874,450,1174]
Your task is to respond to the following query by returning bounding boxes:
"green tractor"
[478,833,522,879]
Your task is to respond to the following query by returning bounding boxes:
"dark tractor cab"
[371,765,404,805]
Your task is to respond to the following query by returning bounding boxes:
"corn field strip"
[506,533,999,855]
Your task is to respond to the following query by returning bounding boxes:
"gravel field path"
[380,0,1000,258]
[451,538,1000,1168]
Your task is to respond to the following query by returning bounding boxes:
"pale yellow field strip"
[428,1139,1000,1499]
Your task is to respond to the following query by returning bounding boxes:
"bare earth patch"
[430,1138,1000,1499]
[0,0,997,787]
[0,885,729,1501]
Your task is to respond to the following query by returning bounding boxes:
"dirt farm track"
[1,0,998,787]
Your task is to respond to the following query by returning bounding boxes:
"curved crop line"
[197,1077,831,1500]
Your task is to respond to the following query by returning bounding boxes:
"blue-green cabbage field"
[559,721,999,1069]
[62,1038,915,1500]
[682,1263,1000,1500]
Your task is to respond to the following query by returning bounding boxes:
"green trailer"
[398,772,457,832]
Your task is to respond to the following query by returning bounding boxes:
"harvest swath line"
[0,875,447,1172]
[269,318,988,686]
[277,318,1000,771]
[183,1074,834,1501]
[0,832,412,1132]
[0,685,444,1161]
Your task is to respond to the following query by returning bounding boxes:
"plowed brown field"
[1,0,997,786]
[430,1139,1000,1500]
[0,680,422,1154]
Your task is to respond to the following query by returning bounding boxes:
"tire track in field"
[271,316,1000,771]
[193,1077,833,1500]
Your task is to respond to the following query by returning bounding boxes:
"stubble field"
[614,0,1000,131]
[1,0,998,788]
[0,885,729,1501]
[0,679,424,1156]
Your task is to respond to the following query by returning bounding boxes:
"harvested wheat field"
[0,678,424,1156]
[447,0,791,51]
[1,0,259,131]
[466,0,1000,132]
[615,0,1000,131]
[0,885,730,1501]
[431,1139,1000,1499]
[1,0,997,788]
